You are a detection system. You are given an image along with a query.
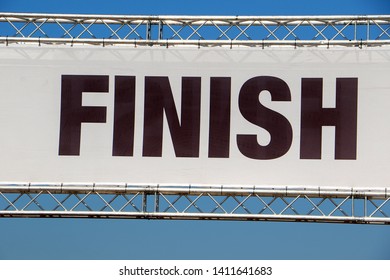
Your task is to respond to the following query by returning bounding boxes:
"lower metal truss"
[0,184,389,224]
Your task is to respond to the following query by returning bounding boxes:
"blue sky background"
[1,0,390,16]
[0,0,390,260]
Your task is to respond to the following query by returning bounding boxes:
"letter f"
[59,75,108,155]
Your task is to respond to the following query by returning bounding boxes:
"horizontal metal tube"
[0,13,389,25]
[1,37,389,47]
[0,183,388,199]
[0,210,388,224]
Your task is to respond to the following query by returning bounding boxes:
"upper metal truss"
[0,184,389,224]
[0,13,390,47]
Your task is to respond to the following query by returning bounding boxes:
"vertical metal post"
[158,20,163,40]
[364,195,367,217]
[154,191,160,213]
[351,195,355,217]
[146,20,152,40]
[142,191,147,213]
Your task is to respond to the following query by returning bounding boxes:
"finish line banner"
[0,45,389,187]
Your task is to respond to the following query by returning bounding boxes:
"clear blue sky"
[0,0,390,260]
[1,0,390,15]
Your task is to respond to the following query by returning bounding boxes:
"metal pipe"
[0,184,388,199]
[0,210,388,224]
[0,13,389,24]
[1,37,389,47]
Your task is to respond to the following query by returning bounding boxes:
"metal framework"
[0,184,389,224]
[0,13,390,224]
[0,13,389,47]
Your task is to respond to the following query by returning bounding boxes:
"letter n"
[143,77,201,157]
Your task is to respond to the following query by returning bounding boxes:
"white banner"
[0,44,389,187]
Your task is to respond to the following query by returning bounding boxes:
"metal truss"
[0,13,389,47]
[0,184,389,224]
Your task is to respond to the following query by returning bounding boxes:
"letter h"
[300,78,358,160]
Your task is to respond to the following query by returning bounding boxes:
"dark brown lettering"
[112,76,136,156]
[208,77,231,158]
[59,75,108,156]
[237,76,293,160]
[300,78,358,159]
[142,77,201,157]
